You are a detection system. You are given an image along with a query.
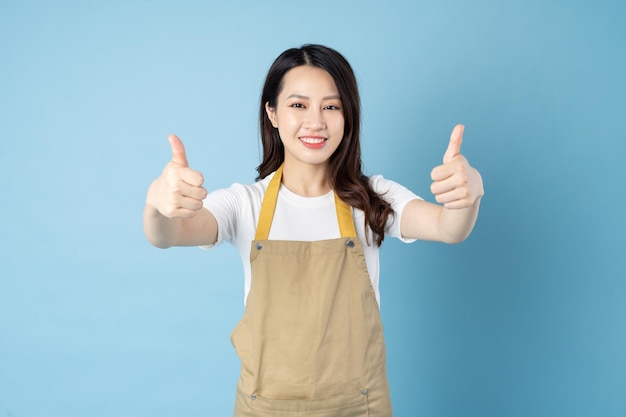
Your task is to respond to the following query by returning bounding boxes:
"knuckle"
[162,207,176,218]
[165,173,181,187]
[453,176,468,188]
[167,195,180,208]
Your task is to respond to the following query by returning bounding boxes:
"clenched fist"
[146,135,208,218]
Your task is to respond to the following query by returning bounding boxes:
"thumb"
[443,124,464,164]
[168,134,189,167]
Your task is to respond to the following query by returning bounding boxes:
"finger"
[168,134,189,167]
[443,124,464,164]
[433,154,470,182]
[430,164,454,182]
[177,181,208,200]
[176,196,204,212]
[434,187,470,207]
[430,177,458,196]
[179,167,205,188]
[431,168,469,196]
[443,199,472,210]
[157,198,202,218]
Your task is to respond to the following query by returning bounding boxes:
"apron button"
[256,243,263,250]
[251,394,257,400]
[346,239,355,248]
[361,389,368,395]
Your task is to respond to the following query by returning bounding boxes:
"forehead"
[279,65,339,97]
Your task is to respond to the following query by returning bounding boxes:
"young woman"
[144,44,483,417]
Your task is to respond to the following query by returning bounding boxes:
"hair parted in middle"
[257,44,393,246]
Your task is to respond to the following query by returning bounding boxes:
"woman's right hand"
[146,134,208,219]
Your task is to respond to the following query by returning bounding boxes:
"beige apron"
[231,165,393,416]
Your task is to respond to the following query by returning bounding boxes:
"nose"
[305,108,325,131]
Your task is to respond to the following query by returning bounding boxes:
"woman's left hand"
[430,124,484,209]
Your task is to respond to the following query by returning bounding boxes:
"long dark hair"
[257,44,393,246]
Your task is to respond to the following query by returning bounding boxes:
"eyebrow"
[286,94,341,100]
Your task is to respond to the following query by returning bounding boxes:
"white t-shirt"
[202,171,421,306]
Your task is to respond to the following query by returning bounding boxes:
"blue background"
[1,0,625,416]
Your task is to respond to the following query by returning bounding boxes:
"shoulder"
[367,174,421,242]
[205,172,274,208]
[368,174,422,206]
[202,172,275,246]
[203,173,275,228]
[368,174,400,192]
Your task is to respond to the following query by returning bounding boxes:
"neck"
[281,160,332,197]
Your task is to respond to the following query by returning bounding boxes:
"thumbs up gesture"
[146,134,208,218]
[430,125,484,209]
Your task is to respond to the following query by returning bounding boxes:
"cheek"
[332,117,345,137]
[277,112,299,129]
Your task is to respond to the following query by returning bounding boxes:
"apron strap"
[255,164,283,241]
[334,192,357,238]
[255,164,357,240]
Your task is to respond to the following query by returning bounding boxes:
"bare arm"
[143,204,218,248]
[401,125,484,243]
[143,135,218,248]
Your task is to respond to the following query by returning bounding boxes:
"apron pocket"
[250,389,369,417]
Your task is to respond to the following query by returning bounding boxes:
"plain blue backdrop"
[1,0,625,416]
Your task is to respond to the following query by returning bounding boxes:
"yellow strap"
[334,192,357,238]
[254,164,357,240]
[255,164,283,240]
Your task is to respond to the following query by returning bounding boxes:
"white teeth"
[300,137,325,144]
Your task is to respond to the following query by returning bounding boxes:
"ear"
[265,102,278,128]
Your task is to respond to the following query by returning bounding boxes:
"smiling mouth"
[299,136,326,144]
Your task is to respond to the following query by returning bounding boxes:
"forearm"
[436,197,482,244]
[143,204,185,248]
[143,203,218,248]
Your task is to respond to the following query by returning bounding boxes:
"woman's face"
[265,65,345,170]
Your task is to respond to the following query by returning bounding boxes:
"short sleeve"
[199,175,270,250]
[369,175,422,243]
[199,186,241,249]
